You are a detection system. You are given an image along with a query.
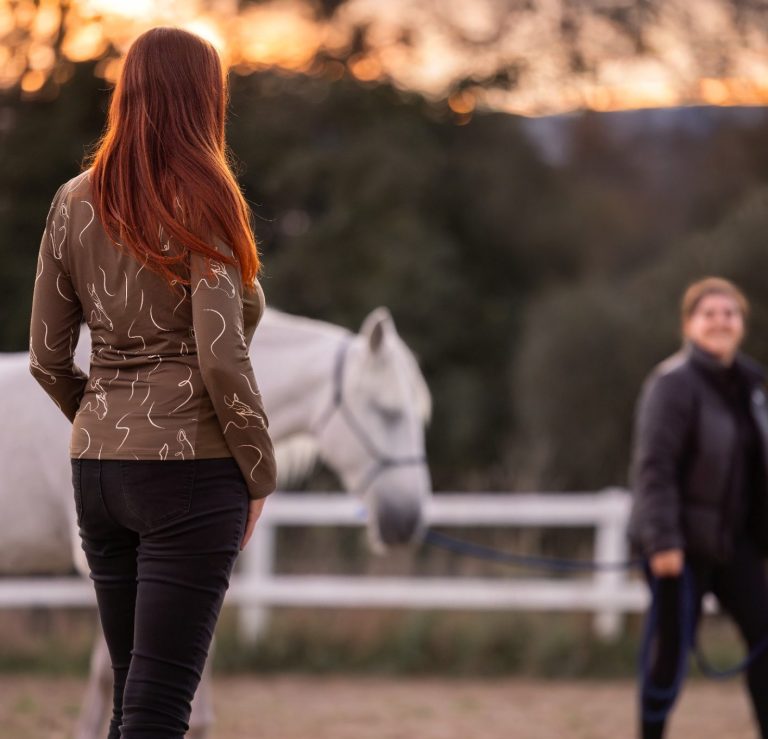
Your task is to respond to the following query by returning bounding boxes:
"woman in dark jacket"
[628,277,768,739]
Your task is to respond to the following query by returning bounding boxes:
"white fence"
[0,488,664,641]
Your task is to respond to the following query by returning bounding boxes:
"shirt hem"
[70,447,234,460]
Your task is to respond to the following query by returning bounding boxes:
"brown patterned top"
[28,169,277,499]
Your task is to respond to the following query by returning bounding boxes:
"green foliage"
[224,75,586,485]
[0,61,108,349]
[0,609,95,675]
[512,187,768,489]
[212,609,641,677]
[0,606,751,679]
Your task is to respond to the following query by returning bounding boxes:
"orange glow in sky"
[3,0,768,115]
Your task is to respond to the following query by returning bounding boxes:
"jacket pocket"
[119,459,195,531]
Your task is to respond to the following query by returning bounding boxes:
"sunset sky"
[2,0,768,116]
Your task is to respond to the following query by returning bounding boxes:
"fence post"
[237,514,276,642]
[592,487,631,641]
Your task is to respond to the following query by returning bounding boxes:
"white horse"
[0,305,432,738]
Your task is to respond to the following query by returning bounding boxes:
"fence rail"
[0,488,677,641]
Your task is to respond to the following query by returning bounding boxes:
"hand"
[650,548,684,578]
[240,497,266,550]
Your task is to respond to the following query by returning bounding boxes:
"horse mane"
[273,432,320,487]
[393,333,433,426]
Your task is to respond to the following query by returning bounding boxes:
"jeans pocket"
[71,459,84,526]
[119,459,195,530]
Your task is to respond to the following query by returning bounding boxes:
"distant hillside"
[520,105,768,166]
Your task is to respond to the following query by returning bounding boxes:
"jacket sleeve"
[189,241,277,499]
[28,182,88,422]
[628,370,693,556]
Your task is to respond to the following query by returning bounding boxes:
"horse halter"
[311,335,428,495]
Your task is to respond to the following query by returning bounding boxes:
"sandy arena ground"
[0,673,757,739]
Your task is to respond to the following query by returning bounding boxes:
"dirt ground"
[0,673,757,739]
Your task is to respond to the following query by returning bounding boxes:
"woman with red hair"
[29,26,277,738]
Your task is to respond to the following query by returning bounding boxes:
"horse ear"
[360,306,394,354]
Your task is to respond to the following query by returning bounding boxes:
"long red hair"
[82,26,260,296]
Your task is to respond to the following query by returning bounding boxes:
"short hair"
[681,277,750,325]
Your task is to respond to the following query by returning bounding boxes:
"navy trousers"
[640,537,768,739]
[71,456,249,739]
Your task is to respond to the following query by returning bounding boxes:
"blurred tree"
[510,186,768,490]
[6,0,768,117]
[559,109,768,277]
[227,73,580,486]
[0,59,108,348]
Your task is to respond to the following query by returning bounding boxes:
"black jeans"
[639,536,768,739]
[71,456,249,739]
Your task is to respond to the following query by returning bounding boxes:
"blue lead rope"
[423,527,768,708]
[424,528,644,572]
[696,635,768,680]
[638,566,695,724]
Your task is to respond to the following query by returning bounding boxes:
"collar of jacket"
[683,339,766,386]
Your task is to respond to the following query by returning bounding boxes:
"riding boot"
[640,718,665,739]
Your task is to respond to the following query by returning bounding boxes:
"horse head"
[310,307,433,552]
